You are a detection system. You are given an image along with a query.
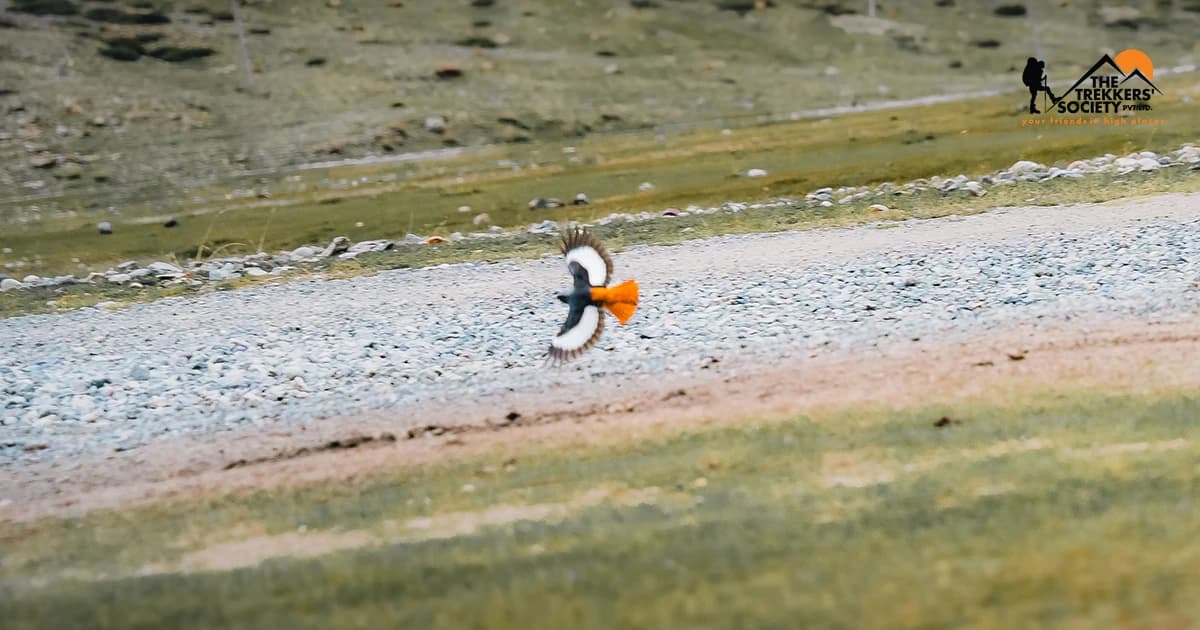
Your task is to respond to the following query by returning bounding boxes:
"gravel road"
[2,193,1198,465]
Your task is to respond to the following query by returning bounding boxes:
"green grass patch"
[3,160,1196,319]
[4,388,1200,628]
[2,73,1198,285]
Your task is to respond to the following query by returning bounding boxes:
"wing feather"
[561,227,613,287]
[549,304,604,364]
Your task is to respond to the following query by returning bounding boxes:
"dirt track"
[3,313,1198,524]
[3,193,1199,522]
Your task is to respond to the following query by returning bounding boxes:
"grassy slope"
[2,161,1198,319]
[1,75,1197,318]
[3,0,1196,204]
[4,388,1200,628]
[2,73,1198,282]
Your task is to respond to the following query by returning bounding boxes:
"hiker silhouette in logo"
[1022,57,1056,114]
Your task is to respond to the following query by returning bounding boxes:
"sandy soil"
[3,311,1198,524]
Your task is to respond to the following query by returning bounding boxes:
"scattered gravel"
[2,193,1198,464]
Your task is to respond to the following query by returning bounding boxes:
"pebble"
[424,116,446,133]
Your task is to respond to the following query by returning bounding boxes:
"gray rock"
[320,236,351,258]
[208,264,241,281]
[1008,160,1044,175]
[347,239,393,254]
[148,262,183,276]
[0,278,24,292]
[529,220,559,234]
[963,181,987,196]
[290,246,319,261]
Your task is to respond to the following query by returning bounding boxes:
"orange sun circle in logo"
[1114,49,1154,80]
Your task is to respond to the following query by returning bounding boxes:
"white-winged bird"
[549,227,639,363]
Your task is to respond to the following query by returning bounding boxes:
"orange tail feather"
[601,279,638,325]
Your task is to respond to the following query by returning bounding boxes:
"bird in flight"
[549,227,639,363]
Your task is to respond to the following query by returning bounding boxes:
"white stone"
[1009,160,1044,174]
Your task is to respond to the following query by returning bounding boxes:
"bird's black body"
[556,261,597,335]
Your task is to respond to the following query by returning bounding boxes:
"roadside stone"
[1008,160,1044,175]
[208,264,241,281]
[148,262,183,276]
[320,236,351,257]
[290,246,318,261]
[347,240,393,254]
[529,220,558,234]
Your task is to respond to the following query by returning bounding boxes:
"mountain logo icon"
[1022,49,1162,116]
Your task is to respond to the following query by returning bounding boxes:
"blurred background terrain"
[2,0,1197,207]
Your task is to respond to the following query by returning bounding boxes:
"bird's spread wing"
[549,303,605,363]
[561,227,612,287]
